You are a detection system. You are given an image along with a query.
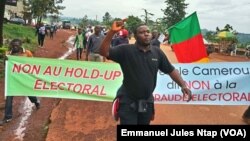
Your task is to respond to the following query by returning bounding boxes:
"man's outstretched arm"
[100,30,116,57]
[169,69,192,102]
[100,19,126,57]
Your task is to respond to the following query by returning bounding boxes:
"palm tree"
[224,24,233,31]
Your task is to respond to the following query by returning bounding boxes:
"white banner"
[154,62,250,105]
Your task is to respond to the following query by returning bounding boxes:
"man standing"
[100,20,192,125]
[86,25,105,62]
[0,39,40,126]
[150,30,161,48]
[73,28,84,60]
[112,28,129,46]
[36,23,46,47]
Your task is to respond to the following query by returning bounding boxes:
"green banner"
[5,56,123,102]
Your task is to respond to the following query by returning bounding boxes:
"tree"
[79,15,89,28]
[25,0,65,24]
[216,24,234,32]
[49,15,59,23]
[111,17,122,23]
[23,0,32,24]
[154,18,168,33]
[125,15,143,34]
[216,27,220,33]
[205,31,217,43]
[216,25,237,47]
[224,24,233,31]
[102,12,112,27]
[0,0,6,46]
[88,19,100,26]
[162,0,188,28]
[1,0,65,46]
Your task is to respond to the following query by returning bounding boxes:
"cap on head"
[119,29,128,37]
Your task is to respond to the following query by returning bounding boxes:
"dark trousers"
[50,32,54,39]
[118,102,154,125]
[38,34,45,46]
[243,106,250,118]
[76,48,83,60]
[4,96,38,119]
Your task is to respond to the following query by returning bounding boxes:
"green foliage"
[102,12,112,27]
[162,0,188,28]
[223,24,233,32]
[0,23,38,78]
[237,43,245,49]
[79,15,89,28]
[25,0,65,23]
[125,16,143,34]
[0,46,8,65]
[49,15,60,23]
[0,47,8,68]
[205,31,218,43]
[3,23,37,52]
[203,28,250,45]
[151,18,168,34]
[0,47,8,54]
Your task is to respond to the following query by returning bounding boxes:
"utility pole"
[141,8,154,24]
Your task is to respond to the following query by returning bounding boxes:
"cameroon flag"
[168,12,209,63]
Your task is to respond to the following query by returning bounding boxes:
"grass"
[0,23,38,78]
[3,23,38,52]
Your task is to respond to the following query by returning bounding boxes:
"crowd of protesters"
[35,23,58,47]
[1,20,249,127]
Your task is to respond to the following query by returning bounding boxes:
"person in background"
[112,28,129,46]
[100,20,192,125]
[244,44,250,58]
[49,25,54,39]
[0,39,40,126]
[226,40,237,56]
[86,25,105,62]
[84,27,93,53]
[73,28,85,60]
[150,30,160,48]
[36,23,46,47]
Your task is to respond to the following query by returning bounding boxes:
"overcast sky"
[61,0,250,33]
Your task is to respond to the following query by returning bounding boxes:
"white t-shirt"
[39,26,46,35]
[85,31,92,41]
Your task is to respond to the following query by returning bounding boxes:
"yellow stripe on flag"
[195,57,210,63]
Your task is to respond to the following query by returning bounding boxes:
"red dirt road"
[0,30,249,141]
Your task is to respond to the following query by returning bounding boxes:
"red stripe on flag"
[172,34,208,63]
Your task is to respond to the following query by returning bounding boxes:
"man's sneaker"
[35,102,40,110]
[0,118,12,126]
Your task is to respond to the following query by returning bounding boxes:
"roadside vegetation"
[0,23,38,78]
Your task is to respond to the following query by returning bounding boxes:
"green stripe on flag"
[168,12,201,44]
